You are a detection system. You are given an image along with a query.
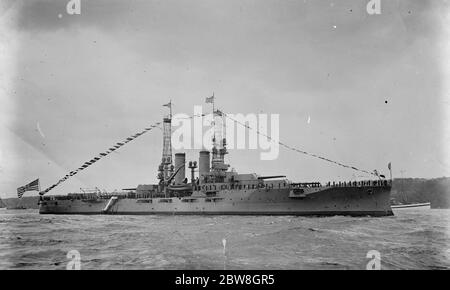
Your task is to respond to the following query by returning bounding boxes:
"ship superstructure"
[39,101,393,216]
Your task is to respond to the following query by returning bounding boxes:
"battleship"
[39,104,393,216]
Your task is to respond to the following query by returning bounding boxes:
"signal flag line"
[39,122,161,196]
[221,112,378,178]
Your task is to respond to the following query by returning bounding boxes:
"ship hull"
[39,185,393,217]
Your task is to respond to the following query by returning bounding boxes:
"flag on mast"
[205,95,214,104]
[163,101,171,108]
[388,162,392,180]
[17,178,40,198]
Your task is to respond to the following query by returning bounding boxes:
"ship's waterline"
[39,183,392,216]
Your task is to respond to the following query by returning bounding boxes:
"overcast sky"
[0,0,449,198]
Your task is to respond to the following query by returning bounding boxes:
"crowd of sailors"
[325,179,390,187]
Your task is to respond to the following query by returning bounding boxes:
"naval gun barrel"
[257,175,286,180]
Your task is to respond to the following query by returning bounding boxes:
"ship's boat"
[391,202,430,209]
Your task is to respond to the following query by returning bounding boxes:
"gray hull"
[39,185,393,217]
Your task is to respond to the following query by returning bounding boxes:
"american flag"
[17,178,40,198]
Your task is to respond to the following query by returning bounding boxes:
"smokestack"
[199,150,210,180]
[174,153,186,184]
[188,161,197,185]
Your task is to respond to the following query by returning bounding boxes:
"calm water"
[0,208,449,270]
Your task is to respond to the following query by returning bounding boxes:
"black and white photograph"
[0,0,449,276]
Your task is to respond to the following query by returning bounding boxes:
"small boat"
[391,202,431,209]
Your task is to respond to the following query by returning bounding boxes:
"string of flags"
[38,101,207,196]
[39,122,161,196]
[221,111,382,178]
